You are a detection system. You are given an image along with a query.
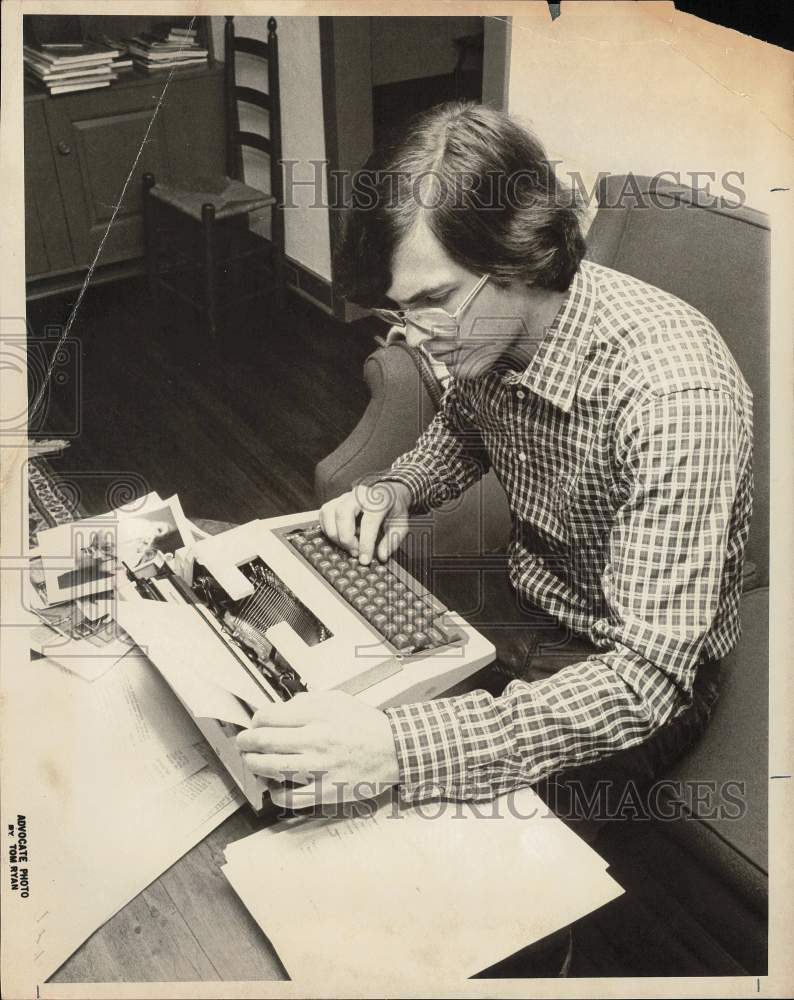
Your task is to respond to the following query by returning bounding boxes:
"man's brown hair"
[335,102,586,308]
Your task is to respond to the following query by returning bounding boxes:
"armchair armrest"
[315,342,512,561]
[315,343,438,504]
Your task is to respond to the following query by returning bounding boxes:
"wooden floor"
[27,278,377,524]
[27,280,765,981]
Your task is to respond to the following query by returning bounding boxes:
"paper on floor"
[1,646,243,985]
[222,787,623,988]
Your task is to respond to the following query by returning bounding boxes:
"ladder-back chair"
[143,16,285,340]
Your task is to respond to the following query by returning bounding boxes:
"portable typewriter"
[121,512,495,811]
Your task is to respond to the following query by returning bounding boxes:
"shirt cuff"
[379,465,438,514]
[385,691,514,802]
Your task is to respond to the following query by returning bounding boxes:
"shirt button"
[516,390,526,400]
[517,452,527,462]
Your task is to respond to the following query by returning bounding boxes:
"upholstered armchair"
[315,176,770,971]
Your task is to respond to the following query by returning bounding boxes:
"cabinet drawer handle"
[57,141,72,156]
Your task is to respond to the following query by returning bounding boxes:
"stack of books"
[126,25,209,73]
[23,41,130,95]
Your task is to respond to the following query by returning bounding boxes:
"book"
[25,61,119,81]
[25,72,117,92]
[129,36,184,50]
[138,58,208,72]
[127,43,208,62]
[23,42,120,67]
[150,25,197,41]
[48,80,113,96]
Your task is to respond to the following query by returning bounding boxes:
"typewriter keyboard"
[287,524,455,654]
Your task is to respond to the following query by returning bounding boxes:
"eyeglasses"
[371,274,490,337]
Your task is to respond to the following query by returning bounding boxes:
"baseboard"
[283,256,333,314]
[26,259,146,301]
[26,253,337,317]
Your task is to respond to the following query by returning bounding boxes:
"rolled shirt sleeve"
[385,389,751,801]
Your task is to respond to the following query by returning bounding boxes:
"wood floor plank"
[158,847,286,982]
[29,279,375,523]
[50,882,221,983]
[157,815,288,981]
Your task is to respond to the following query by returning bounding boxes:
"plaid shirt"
[382,261,753,802]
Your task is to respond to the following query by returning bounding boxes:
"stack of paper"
[127,25,209,73]
[31,492,195,680]
[222,787,624,988]
[23,41,124,95]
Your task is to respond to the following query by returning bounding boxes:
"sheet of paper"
[27,764,241,983]
[1,643,243,984]
[117,596,270,718]
[222,788,623,988]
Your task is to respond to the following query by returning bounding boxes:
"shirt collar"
[502,261,598,413]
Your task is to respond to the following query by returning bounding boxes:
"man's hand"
[319,480,411,565]
[236,691,400,809]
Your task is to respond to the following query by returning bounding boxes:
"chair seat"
[151,175,276,222]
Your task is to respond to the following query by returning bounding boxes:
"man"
[237,103,753,827]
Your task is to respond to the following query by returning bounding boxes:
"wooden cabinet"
[24,65,225,293]
[24,99,74,277]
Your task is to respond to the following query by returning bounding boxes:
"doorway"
[319,15,510,320]
[370,16,486,145]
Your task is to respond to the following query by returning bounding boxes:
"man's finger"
[236,725,313,754]
[241,753,315,784]
[357,509,387,565]
[318,502,336,542]
[376,517,409,562]
[269,781,319,811]
[249,693,312,728]
[335,500,360,554]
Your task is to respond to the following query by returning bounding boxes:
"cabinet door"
[24,100,74,277]
[44,70,224,269]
